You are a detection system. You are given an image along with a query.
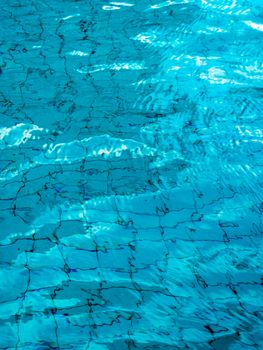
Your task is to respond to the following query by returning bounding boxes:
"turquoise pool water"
[0,0,263,349]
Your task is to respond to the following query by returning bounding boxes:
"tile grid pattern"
[0,0,263,349]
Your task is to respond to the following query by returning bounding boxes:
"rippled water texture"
[1,0,263,349]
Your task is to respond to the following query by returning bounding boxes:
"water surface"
[0,0,263,349]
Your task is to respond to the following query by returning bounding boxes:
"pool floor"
[0,0,263,349]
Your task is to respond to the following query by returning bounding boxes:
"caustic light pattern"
[0,0,263,349]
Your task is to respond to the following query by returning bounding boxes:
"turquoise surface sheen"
[0,0,263,349]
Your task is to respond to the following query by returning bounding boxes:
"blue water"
[0,0,263,349]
